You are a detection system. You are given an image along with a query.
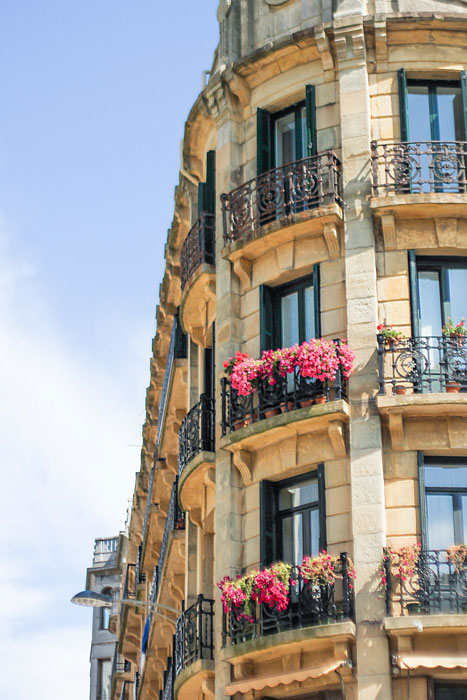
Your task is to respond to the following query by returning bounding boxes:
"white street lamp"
[71,590,179,623]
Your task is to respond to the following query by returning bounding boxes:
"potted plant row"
[218,552,356,625]
[223,339,355,426]
[443,318,466,393]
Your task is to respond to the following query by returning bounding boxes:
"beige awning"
[395,654,467,670]
[224,659,345,696]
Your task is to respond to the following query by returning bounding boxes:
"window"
[257,85,316,175]
[260,466,326,568]
[97,658,112,700]
[420,456,467,550]
[434,682,467,699]
[260,271,320,352]
[410,255,467,337]
[100,588,112,630]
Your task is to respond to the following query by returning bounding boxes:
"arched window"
[100,588,112,630]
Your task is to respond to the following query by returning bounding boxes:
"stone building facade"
[109,2,467,699]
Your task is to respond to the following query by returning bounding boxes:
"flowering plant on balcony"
[299,551,356,589]
[227,339,354,397]
[442,318,466,338]
[377,324,405,343]
[217,562,292,621]
[446,544,467,572]
[380,543,421,588]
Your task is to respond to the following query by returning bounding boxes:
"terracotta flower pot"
[315,396,326,405]
[264,408,280,419]
[300,399,314,408]
[233,413,253,430]
[446,381,461,393]
[395,385,406,396]
[280,400,294,414]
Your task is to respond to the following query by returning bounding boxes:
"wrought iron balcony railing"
[371,140,467,195]
[135,542,146,587]
[156,312,188,447]
[175,595,214,675]
[180,212,215,290]
[222,554,354,646]
[377,334,467,395]
[160,655,174,700]
[178,394,215,478]
[221,362,346,436]
[119,680,134,700]
[384,548,467,616]
[111,646,131,678]
[221,152,343,247]
[157,477,185,580]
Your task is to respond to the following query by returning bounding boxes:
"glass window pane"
[462,497,467,543]
[437,87,462,142]
[279,478,318,509]
[425,464,467,488]
[282,513,303,565]
[427,494,455,550]
[275,112,296,167]
[446,268,467,323]
[281,291,299,347]
[408,87,431,142]
[310,509,320,556]
[418,270,442,337]
[304,285,315,340]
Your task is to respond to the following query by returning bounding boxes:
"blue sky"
[0,2,218,698]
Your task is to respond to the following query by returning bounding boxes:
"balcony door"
[414,256,467,338]
[422,457,467,551]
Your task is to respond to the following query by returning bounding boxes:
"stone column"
[334,14,392,700]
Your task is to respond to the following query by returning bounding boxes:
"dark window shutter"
[205,150,216,215]
[417,452,428,549]
[260,480,277,567]
[257,108,272,175]
[461,71,467,141]
[260,285,276,352]
[305,84,317,157]
[398,68,409,141]
[198,182,206,217]
[203,347,213,398]
[408,250,420,337]
[317,463,327,551]
[313,263,321,337]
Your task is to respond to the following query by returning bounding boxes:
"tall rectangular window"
[413,256,467,337]
[422,457,467,550]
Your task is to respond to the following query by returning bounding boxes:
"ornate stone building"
[109,1,467,699]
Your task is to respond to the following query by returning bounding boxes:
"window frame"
[406,78,464,142]
[409,252,467,337]
[260,269,320,353]
[260,465,326,568]
[418,454,467,550]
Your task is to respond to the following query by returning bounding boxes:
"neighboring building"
[86,535,126,700]
[109,2,467,700]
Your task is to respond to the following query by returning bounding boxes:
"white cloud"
[0,219,150,699]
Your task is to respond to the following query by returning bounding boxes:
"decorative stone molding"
[315,26,334,74]
[232,447,253,485]
[323,223,340,258]
[233,257,252,289]
[335,23,365,62]
[204,79,230,121]
[328,421,346,458]
[374,18,388,63]
[265,0,290,4]
[381,214,396,250]
[221,65,251,109]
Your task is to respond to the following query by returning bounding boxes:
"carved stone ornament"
[265,0,290,4]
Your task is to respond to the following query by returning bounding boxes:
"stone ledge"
[220,619,356,663]
[385,614,467,636]
[371,193,467,221]
[173,659,214,700]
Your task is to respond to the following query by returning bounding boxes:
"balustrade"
[158,478,185,580]
[180,212,215,290]
[175,595,214,675]
[178,395,215,477]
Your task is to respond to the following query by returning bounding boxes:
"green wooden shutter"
[408,250,420,337]
[317,463,327,552]
[313,263,321,337]
[205,150,216,215]
[260,480,277,567]
[417,452,428,549]
[257,108,272,175]
[198,182,206,217]
[398,68,409,141]
[260,285,277,352]
[461,71,467,141]
[305,84,317,157]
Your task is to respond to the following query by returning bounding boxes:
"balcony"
[180,213,215,291]
[376,334,467,451]
[383,548,467,672]
[156,312,188,448]
[370,141,467,247]
[178,395,216,523]
[119,564,143,665]
[160,655,174,700]
[220,153,344,285]
[158,477,185,585]
[220,364,349,481]
[179,213,215,340]
[220,555,355,697]
[173,596,215,700]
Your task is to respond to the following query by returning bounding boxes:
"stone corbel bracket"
[323,222,341,259]
[233,257,252,290]
[232,447,253,485]
[221,64,251,109]
[374,18,388,64]
[380,213,396,250]
[314,25,334,78]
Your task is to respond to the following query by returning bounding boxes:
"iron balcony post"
[377,334,385,395]
[340,552,350,619]
[197,594,203,659]
[384,556,392,616]
[221,378,227,437]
